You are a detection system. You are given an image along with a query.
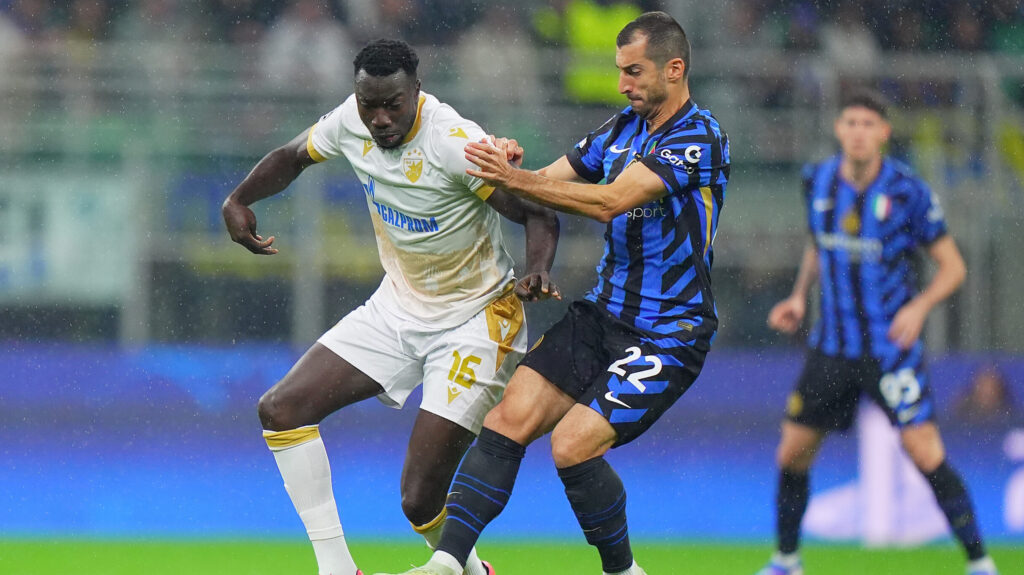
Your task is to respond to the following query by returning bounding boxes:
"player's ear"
[666,57,685,82]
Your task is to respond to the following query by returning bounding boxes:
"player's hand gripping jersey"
[308,92,515,328]
[568,100,730,344]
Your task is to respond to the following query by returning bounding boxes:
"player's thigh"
[521,301,707,448]
[577,320,707,447]
[258,342,384,430]
[863,350,937,430]
[491,300,609,444]
[550,403,618,467]
[318,293,426,411]
[483,364,576,445]
[419,289,529,435]
[777,420,827,471]
[785,350,861,433]
[400,409,476,524]
[899,421,946,473]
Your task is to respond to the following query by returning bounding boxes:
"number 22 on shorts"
[607,346,663,393]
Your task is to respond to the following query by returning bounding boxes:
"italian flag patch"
[872,194,892,221]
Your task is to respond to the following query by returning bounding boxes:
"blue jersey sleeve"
[639,126,725,196]
[907,180,948,245]
[567,115,617,184]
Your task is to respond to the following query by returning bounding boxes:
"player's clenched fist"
[768,295,805,334]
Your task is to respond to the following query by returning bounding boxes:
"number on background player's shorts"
[787,350,935,431]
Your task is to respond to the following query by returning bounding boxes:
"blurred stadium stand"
[0,0,1021,352]
[0,0,1023,544]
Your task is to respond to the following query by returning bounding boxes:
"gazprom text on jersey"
[363,176,440,233]
[373,201,440,233]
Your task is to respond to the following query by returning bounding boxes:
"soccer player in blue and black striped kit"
[756,90,998,575]
[379,11,728,575]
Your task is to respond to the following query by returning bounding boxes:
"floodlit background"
[1,0,1023,567]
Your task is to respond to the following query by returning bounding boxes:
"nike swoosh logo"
[604,391,631,409]
[609,145,630,154]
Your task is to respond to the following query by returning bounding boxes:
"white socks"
[425,552,463,575]
[966,556,998,574]
[265,426,359,575]
[415,509,488,575]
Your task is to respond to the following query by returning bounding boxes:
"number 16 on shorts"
[447,350,481,404]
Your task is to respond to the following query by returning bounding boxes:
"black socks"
[777,469,810,554]
[559,457,633,573]
[925,460,986,561]
[436,428,525,566]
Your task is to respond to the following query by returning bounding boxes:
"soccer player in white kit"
[222,39,560,575]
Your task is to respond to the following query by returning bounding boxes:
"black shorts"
[519,300,708,447]
[786,349,936,432]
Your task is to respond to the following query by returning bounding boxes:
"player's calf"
[263,425,359,575]
[923,460,991,567]
[434,428,525,568]
[559,457,633,574]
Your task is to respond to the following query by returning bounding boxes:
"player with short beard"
[380,12,729,575]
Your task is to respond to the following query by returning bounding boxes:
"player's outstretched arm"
[222,129,319,254]
[466,140,667,223]
[485,188,561,302]
[768,239,819,334]
[888,234,966,349]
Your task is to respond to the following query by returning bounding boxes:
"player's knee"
[776,443,813,472]
[901,424,945,473]
[400,481,444,526]
[482,400,537,444]
[902,439,944,473]
[257,385,300,431]
[550,429,608,468]
[775,446,794,469]
[550,437,582,468]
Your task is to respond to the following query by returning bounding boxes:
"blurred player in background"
[381,12,728,575]
[756,89,998,575]
[222,39,560,575]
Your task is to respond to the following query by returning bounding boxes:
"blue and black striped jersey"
[804,155,947,369]
[567,100,729,344]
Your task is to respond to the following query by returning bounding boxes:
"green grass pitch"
[0,540,1021,574]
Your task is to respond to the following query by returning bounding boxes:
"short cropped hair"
[353,39,419,78]
[841,88,889,119]
[616,11,691,77]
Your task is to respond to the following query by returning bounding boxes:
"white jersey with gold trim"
[308,91,515,328]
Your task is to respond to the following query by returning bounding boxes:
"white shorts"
[317,284,527,433]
